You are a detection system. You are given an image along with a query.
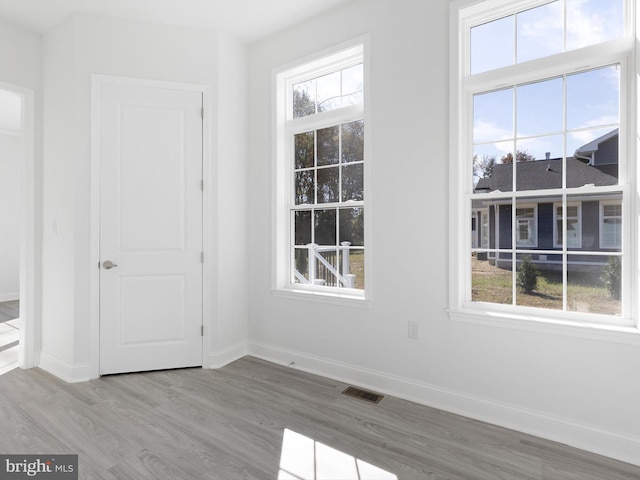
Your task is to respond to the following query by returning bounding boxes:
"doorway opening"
[0,83,36,375]
[0,88,23,374]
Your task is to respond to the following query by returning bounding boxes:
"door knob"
[102,260,118,269]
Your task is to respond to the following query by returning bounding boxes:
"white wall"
[0,133,21,301]
[209,32,250,365]
[41,13,249,379]
[41,15,78,370]
[0,20,41,90]
[247,0,640,466]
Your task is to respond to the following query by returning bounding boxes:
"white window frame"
[553,202,582,249]
[273,38,371,305]
[600,200,623,249]
[449,0,639,338]
[515,204,537,248]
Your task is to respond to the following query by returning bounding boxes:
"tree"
[293,87,316,118]
[473,154,496,184]
[500,150,536,164]
[517,255,539,294]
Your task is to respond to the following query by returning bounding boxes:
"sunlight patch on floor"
[278,428,398,480]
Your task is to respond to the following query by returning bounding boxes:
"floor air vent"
[342,386,384,404]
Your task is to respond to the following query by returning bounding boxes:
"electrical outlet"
[408,321,420,340]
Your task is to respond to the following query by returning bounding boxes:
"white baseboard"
[0,292,19,303]
[39,351,92,383]
[248,341,640,467]
[206,341,248,369]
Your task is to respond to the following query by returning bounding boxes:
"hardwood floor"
[0,300,19,323]
[0,356,638,479]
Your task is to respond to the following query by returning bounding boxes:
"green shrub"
[517,255,539,294]
[600,256,621,300]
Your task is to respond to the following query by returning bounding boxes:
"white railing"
[295,242,356,288]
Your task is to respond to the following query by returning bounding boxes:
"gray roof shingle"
[474,157,618,193]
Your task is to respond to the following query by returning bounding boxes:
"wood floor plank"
[0,301,19,323]
[0,356,639,479]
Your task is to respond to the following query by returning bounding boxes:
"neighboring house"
[472,129,621,271]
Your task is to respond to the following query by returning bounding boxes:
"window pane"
[314,209,337,245]
[517,1,563,63]
[295,131,315,169]
[339,207,364,246]
[515,253,562,310]
[516,135,563,163]
[293,248,309,284]
[515,136,563,192]
[294,210,312,245]
[473,88,513,143]
[315,249,339,286]
[295,170,315,205]
[471,15,514,74]
[471,1,623,73]
[342,163,363,202]
[341,249,364,289]
[567,128,618,187]
[567,255,621,315]
[517,78,563,137]
[293,79,316,118]
[473,142,513,191]
[342,64,364,106]
[342,120,364,163]
[567,126,616,159]
[566,0,624,51]
[317,71,341,113]
[567,66,619,131]
[471,252,513,304]
[317,167,339,204]
[317,126,339,166]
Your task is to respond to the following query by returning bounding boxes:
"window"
[274,42,367,300]
[515,206,536,247]
[554,203,581,248]
[600,201,622,249]
[452,0,633,325]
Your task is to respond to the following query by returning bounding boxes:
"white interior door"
[99,81,203,375]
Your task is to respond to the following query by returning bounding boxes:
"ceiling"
[0,0,352,43]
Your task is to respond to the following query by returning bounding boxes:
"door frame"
[0,81,37,370]
[89,75,211,379]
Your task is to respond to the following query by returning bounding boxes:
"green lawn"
[472,256,621,315]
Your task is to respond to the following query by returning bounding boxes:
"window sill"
[448,307,640,345]
[272,288,371,309]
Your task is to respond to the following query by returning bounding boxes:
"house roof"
[575,128,619,156]
[475,128,619,193]
[474,157,618,192]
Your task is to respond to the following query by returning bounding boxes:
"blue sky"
[471,0,622,164]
